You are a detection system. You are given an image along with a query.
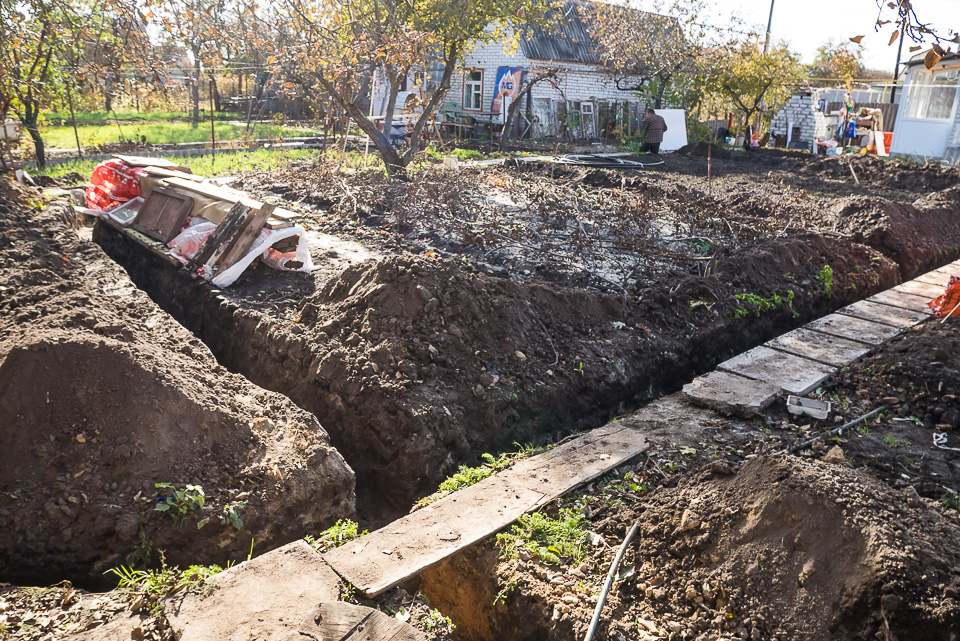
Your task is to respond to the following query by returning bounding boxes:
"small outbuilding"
[889,53,960,164]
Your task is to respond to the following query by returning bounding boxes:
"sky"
[689,0,959,76]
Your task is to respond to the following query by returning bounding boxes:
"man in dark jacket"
[639,108,668,154]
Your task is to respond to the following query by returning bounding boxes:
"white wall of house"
[368,29,648,139]
[890,60,960,159]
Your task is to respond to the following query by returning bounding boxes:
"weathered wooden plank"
[868,289,932,313]
[836,300,930,328]
[191,200,252,268]
[682,370,781,417]
[298,603,424,641]
[325,476,546,597]
[130,187,194,242]
[717,346,836,396]
[895,279,947,299]
[215,203,275,273]
[511,423,650,508]
[167,540,341,641]
[805,313,903,346]
[765,327,873,367]
[325,422,649,597]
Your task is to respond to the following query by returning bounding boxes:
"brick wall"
[770,90,827,146]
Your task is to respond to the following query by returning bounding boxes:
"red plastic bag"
[84,160,145,211]
[929,273,960,319]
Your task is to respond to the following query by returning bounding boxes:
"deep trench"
[88,216,960,641]
[91,218,956,523]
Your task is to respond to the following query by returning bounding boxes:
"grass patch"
[107,558,227,612]
[305,519,369,553]
[45,110,242,126]
[415,445,550,507]
[497,508,588,565]
[39,121,319,148]
[32,147,324,180]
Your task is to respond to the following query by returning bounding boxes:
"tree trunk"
[192,77,201,122]
[24,121,45,168]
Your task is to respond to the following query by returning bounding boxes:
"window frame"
[462,68,484,112]
[903,67,960,121]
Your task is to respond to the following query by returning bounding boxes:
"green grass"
[32,147,325,180]
[497,508,588,565]
[40,121,318,149]
[107,560,227,611]
[415,445,551,507]
[46,110,242,126]
[305,519,369,553]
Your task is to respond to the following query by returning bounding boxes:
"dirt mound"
[814,319,960,503]
[490,456,960,641]
[0,180,355,588]
[294,254,631,507]
[676,142,731,160]
[794,155,960,192]
[820,196,960,276]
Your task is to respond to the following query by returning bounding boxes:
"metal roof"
[519,1,600,64]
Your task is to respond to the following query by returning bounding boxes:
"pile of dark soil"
[813,318,960,503]
[0,179,355,588]
[448,455,960,641]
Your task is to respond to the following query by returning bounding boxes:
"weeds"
[883,433,910,448]
[416,445,550,507]
[497,508,588,565]
[305,519,368,552]
[733,290,795,319]
[422,609,455,632]
[154,483,204,526]
[941,492,960,512]
[816,265,834,298]
[107,554,227,612]
[493,578,523,605]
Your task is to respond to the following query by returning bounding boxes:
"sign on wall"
[491,67,523,114]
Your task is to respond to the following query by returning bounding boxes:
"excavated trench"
[92,212,955,524]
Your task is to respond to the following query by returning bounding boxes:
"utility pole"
[763,0,776,53]
[890,22,905,103]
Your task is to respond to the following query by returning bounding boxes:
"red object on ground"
[84,159,144,210]
[929,273,960,318]
[883,131,893,150]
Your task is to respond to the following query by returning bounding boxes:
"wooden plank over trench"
[323,421,650,597]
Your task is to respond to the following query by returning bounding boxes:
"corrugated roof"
[519,1,600,64]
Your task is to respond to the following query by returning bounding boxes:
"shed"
[889,52,960,164]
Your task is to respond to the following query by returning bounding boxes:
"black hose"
[786,405,888,454]
[583,520,640,641]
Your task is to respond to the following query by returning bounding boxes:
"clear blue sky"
[681,0,958,75]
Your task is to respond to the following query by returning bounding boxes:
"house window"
[904,68,959,120]
[463,69,483,111]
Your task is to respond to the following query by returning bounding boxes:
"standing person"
[639,108,668,154]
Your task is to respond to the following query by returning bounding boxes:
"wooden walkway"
[684,262,954,415]
[323,261,956,598]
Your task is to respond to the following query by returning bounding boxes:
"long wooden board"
[324,421,648,597]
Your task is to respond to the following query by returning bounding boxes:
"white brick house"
[370,1,649,140]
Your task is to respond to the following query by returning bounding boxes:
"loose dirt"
[0,179,355,589]
[5,146,960,638]
[478,454,960,641]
